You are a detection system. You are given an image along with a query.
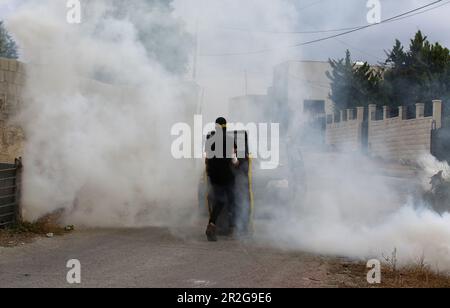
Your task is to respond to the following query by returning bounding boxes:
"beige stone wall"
[367,102,442,161]
[326,120,363,152]
[0,121,24,162]
[326,107,365,152]
[368,117,434,161]
[0,57,25,163]
[325,101,443,162]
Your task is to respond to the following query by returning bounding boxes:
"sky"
[173,0,450,106]
[1,0,449,106]
[175,0,450,62]
[0,0,17,16]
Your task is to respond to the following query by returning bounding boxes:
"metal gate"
[361,107,369,153]
[0,158,22,228]
[431,126,450,163]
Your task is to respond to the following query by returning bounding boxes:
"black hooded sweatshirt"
[206,129,236,186]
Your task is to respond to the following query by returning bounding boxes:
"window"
[304,100,325,115]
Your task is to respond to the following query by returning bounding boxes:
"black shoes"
[206,223,218,242]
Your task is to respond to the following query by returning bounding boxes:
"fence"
[325,100,444,162]
[0,158,22,228]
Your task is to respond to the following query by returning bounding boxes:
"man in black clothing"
[205,117,239,242]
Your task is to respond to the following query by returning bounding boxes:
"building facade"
[229,61,333,124]
[271,61,333,116]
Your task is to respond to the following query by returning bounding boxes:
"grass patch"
[8,220,66,236]
[334,260,450,288]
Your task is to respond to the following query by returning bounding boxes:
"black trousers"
[209,183,236,228]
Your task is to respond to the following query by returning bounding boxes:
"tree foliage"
[328,31,450,116]
[0,21,18,59]
[327,50,382,111]
[384,31,450,109]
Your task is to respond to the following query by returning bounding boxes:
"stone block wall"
[367,101,442,161]
[326,107,365,152]
[0,57,25,163]
[325,100,443,162]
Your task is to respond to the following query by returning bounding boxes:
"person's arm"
[231,139,240,167]
[205,158,210,176]
[231,154,239,167]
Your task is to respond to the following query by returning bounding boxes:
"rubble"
[424,171,450,214]
[65,225,75,232]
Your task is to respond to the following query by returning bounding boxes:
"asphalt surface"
[0,227,340,288]
[0,153,420,288]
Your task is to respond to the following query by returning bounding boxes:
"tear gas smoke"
[419,154,450,182]
[258,150,450,271]
[8,0,199,227]
[5,0,450,272]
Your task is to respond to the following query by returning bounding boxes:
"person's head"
[215,117,227,131]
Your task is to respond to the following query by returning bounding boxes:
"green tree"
[0,21,18,59]
[327,50,355,111]
[384,31,450,110]
[327,50,382,112]
[328,31,450,119]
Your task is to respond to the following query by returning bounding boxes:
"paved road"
[0,152,420,288]
[0,227,346,288]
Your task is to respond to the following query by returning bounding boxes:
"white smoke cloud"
[7,0,199,227]
[257,151,450,272]
[5,0,450,273]
[419,154,450,182]
[173,0,299,113]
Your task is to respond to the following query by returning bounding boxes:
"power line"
[309,0,450,63]
[218,0,450,35]
[291,1,445,48]
[200,0,447,57]
[333,38,385,62]
[382,0,450,22]
[218,25,357,35]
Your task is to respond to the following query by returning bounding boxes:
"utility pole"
[197,87,205,115]
[192,20,199,82]
[244,70,248,96]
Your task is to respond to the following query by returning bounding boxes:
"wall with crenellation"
[326,107,365,152]
[325,100,443,162]
[367,101,442,161]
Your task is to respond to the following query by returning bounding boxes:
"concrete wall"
[325,100,443,162]
[368,101,442,161]
[326,107,365,152]
[0,57,25,163]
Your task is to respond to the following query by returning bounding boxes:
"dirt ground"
[0,229,38,248]
[0,218,69,248]
[1,226,449,288]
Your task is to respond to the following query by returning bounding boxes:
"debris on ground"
[0,209,74,247]
[424,170,450,213]
[0,230,37,248]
